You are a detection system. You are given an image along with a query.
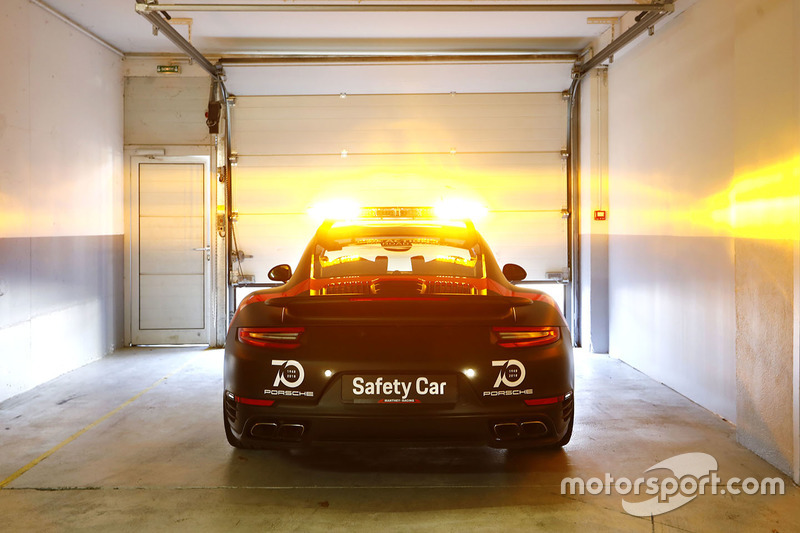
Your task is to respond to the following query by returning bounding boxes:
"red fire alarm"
[594,210,607,221]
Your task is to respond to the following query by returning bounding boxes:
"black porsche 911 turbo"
[224,207,574,449]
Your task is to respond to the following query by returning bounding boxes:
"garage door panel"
[235,112,566,129]
[233,215,318,282]
[235,151,564,169]
[233,130,565,156]
[233,91,563,109]
[235,114,565,133]
[480,212,568,279]
[233,153,566,213]
[233,93,566,117]
[233,93,566,156]
[229,93,568,285]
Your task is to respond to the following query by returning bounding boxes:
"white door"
[131,157,211,345]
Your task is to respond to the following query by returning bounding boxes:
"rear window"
[314,236,483,278]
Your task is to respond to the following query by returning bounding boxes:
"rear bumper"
[225,392,574,449]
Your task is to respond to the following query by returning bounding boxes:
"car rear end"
[224,294,573,449]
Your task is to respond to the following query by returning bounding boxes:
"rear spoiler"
[267,294,533,308]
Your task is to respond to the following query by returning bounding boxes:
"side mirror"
[268,264,292,283]
[502,263,527,282]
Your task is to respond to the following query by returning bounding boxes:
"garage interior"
[1,0,799,530]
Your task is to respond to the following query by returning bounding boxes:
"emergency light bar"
[359,207,436,219]
[308,199,487,222]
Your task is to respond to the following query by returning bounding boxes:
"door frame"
[124,153,213,346]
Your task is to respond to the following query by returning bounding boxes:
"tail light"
[238,327,304,349]
[524,395,563,406]
[492,326,560,348]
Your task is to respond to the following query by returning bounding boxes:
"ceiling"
[40,1,656,56]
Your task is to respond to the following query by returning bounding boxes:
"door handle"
[192,246,211,251]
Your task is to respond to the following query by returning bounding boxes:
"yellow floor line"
[0,356,199,490]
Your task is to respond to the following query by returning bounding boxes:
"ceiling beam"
[219,53,579,65]
[136,3,675,14]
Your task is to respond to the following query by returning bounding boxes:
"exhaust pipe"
[493,423,520,440]
[250,422,278,439]
[520,421,548,437]
[277,423,305,441]
[251,422,306,441]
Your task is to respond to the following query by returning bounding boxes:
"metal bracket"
[577,1,675,77]
[136,0,223,81]
[233,250,253,262]
[546,268,571,283]
[587,17,620,25]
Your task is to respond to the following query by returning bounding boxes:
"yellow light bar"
[309,200,488,222]
[359,207,436,218]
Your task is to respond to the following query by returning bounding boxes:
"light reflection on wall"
[712,157,800,240]
[610,157,800,241]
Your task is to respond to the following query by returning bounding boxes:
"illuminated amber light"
[433,255,477,267]
[320,255,363,267]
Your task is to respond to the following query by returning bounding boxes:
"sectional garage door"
[230,92,568,284]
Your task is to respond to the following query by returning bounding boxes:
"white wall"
[603,0,800,478]
[578,68,610,353]
[0,1,124,402]
[731,0,800,479]
[607,0,737,421]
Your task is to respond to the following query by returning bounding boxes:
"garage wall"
[608,0,736,421]
[731,0,800,479]
[605,0,800,477]
[0,1,124,402]
[579,68,610,353]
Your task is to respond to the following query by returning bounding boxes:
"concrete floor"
[0,347,797,532]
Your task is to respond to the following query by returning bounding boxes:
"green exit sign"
[157,65,180,74]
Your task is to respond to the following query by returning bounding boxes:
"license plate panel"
[341,374,457,404]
